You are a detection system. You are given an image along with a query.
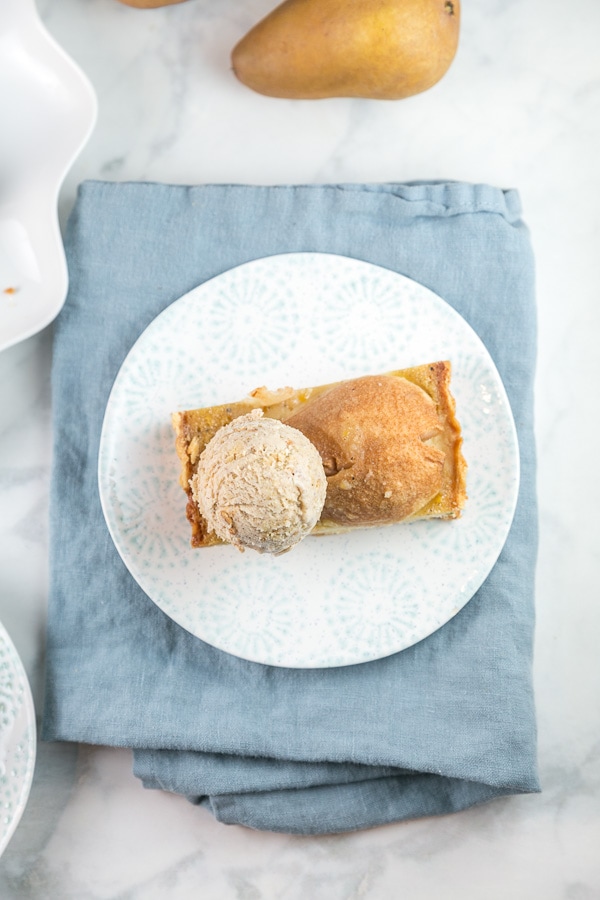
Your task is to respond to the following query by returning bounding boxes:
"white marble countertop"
[1,0,599,895]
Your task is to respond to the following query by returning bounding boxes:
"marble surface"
[1,0,599,895]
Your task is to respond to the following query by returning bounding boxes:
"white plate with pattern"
[0,619,36,858]
[98,253,519,668]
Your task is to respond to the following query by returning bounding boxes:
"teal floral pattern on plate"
[0,620,36,857]
[98,253,519,668]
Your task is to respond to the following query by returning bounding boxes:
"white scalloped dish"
[0,0,97,352]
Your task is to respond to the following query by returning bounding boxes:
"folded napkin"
[43,180,539,834]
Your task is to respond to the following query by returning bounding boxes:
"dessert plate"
[0,0,97,352]
[0,619,36,858]
[99,253,519,668]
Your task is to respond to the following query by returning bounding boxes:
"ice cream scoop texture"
[191,410,327,554]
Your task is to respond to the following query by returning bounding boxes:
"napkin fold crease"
[43,180,539,834]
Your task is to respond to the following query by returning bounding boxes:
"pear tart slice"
[172,361,467,548]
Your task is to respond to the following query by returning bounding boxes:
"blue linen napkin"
[42,180,539,834]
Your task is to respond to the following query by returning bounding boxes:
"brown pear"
[231,0,460,100]
[116,0,187,8]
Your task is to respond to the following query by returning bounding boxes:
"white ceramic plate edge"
[0,620,37,858]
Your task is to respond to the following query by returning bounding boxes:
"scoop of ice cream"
[191,409,327,554]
